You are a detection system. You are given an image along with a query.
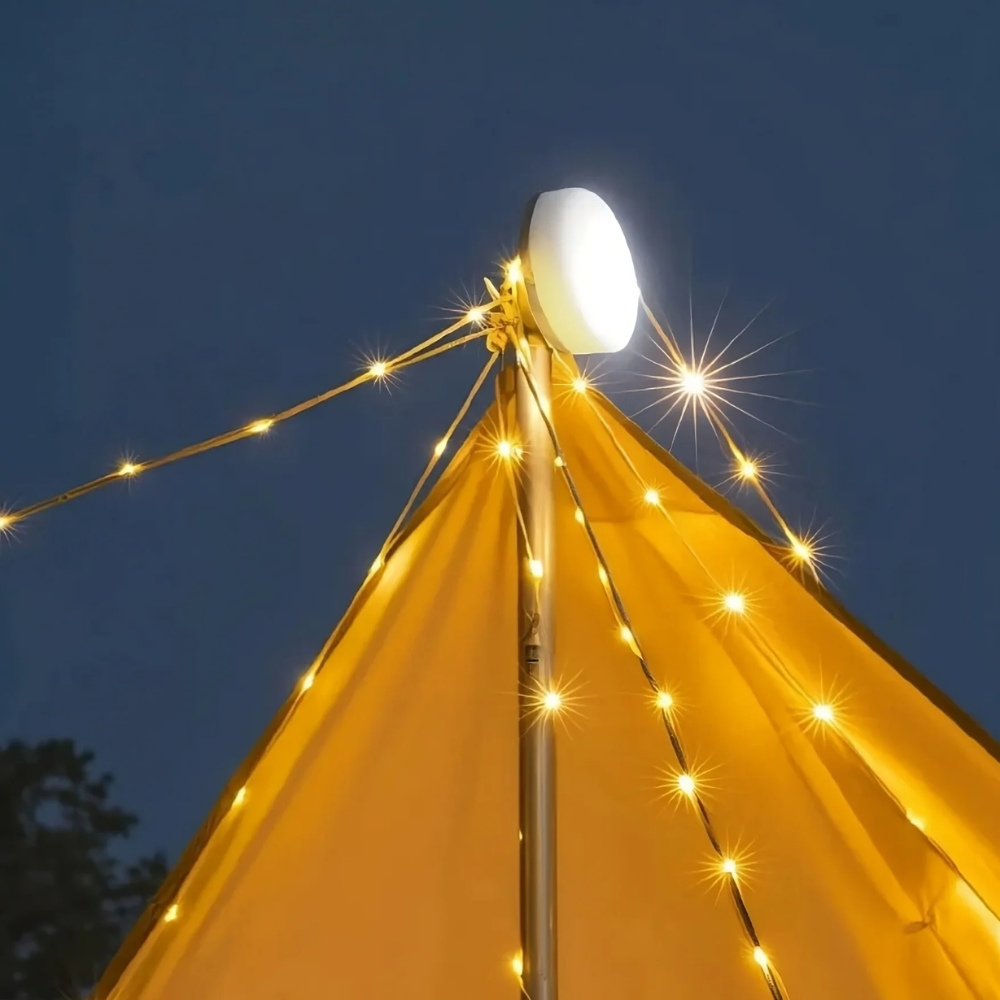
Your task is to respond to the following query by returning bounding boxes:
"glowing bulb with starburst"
[723,592,746,615]
[680,366,706,397]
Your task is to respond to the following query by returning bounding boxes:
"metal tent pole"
[516,334,558,1000]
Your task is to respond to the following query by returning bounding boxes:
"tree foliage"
[0,739,166,999]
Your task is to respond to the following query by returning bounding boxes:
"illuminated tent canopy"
[93,367,1000,1000]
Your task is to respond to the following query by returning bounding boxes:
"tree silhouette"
[0,739,166,999]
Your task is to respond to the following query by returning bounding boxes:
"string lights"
[634,296,831,584]
[723,592,747,615]
[143,341,508,942]
[79,265,972,1000]
[514,351,785,1000]
[0,306,502,539]
[376,350,499,563]
[521,672,585,735]
[677,773,697,796]
[549,341,999,999]
[70,257,965,994]
[812,703,835,724]
[789,537,812,562]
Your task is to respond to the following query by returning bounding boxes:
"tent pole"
[516,335,558,1000]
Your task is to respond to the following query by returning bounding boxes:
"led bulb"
[680,367,706,397]
[529,559,544,580]
[812,703,834,723]
[677,773,696,796]
[655,690,673,710]
[723,592,746,615]
[542,690,562,712]
[643,488,660,506]
[791,537,812,562]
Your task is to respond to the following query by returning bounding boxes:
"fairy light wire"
[380,349,500,557]
[733,604,1000,930]
[0,312,499,533]
[697,391,819,582]
[567,349,1000,975]
[640,294,686,369]
[639,296,820,581]
[130,342,506,950]
[515,347,785,1000]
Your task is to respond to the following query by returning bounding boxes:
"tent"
[94,364,1000,999]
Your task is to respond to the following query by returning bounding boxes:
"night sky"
[2,4,996,859]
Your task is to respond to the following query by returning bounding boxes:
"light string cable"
[0,306,501,535]
[145,343,504,939]
[573,357,1000,947]
[515,346,786,1000]
[553,355,722,588]
[640,295,821,582]
[376,347,501,564]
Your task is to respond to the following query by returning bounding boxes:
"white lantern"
[520,188,638,355]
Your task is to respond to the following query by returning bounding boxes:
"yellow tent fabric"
[96,370,1000,999]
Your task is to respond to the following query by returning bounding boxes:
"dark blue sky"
[1,3,996,857]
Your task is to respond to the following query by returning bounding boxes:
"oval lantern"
[519,188,639,355]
